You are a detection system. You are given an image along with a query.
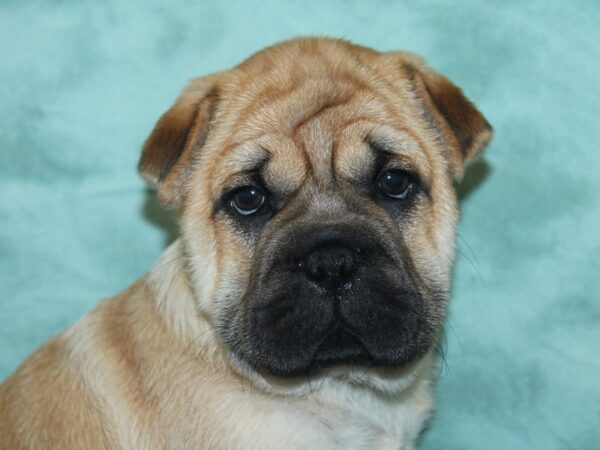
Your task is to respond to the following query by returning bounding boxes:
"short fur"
[0,37,491,449]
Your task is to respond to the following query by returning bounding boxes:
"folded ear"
[394,53,493,180]
[138,75,220,207]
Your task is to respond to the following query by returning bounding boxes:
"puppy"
[0,37,492,449]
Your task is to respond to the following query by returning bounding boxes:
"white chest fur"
[206,367,434,450]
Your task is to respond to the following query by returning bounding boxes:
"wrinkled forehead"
[207,75,432,199]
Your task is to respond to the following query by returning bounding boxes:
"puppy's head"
[139,38,491,384]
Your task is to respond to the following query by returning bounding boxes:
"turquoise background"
[1,1,599,448]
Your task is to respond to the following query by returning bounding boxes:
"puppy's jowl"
[0,38,492,449]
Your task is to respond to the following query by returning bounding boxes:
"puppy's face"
[140,38,491,382]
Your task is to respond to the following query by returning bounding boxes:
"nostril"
[304,253,326,281]
[340,253,356,277]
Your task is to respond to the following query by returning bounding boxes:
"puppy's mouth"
[311,327,373,368]
[225,280,438,378]
[230,296,433,378]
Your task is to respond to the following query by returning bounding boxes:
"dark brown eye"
[231,187,265,216]
[377,170,414,199]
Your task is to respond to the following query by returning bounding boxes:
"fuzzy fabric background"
[1,0,598,448]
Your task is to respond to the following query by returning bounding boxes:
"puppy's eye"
[377,170,415,199]
[230,187,266,216]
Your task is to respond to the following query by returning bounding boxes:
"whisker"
[457,234,484,286]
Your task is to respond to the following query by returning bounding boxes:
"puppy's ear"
[139,75,220,207]
[393,53,492,180]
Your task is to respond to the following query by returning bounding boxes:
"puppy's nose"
[303,243,357,289]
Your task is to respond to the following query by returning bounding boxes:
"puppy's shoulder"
[0,279,157,449]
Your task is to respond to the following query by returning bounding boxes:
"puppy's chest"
[297,389,426,450]
[318,406,405,449]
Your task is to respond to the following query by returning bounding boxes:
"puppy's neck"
[147,240,221,354]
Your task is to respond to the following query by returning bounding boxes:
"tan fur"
[0,37,491,449]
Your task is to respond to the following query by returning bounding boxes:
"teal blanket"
[1,1,598,448]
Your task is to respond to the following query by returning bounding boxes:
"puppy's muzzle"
[231,223,434,377]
